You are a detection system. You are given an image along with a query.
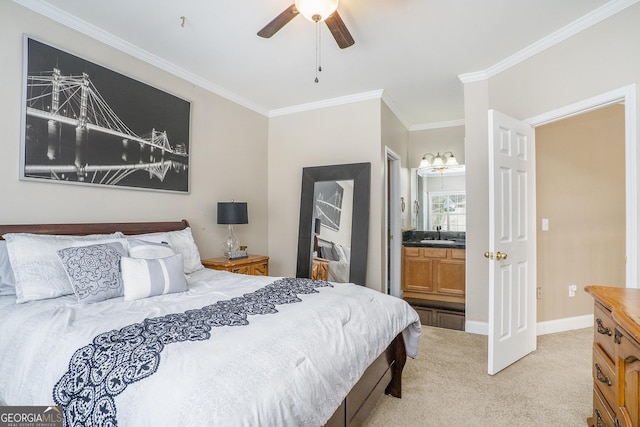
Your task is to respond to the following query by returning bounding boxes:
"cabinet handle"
[596,318,612,336]
[595,408,603,427]
[614,328,623,344]
[595,363,612,386]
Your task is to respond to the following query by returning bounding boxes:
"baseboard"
[536,314,594,335]
[464,320,488,335]
[464,314,594,337]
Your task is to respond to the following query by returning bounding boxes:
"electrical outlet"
[537,287,542,299]
[569,284,577,297]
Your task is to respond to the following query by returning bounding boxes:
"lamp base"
[225,250,248,260]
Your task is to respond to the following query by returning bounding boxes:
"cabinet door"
[251,261,269,276]
[402,248,436,293]
[436,257,465,296]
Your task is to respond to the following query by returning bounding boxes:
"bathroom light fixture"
[418,151,460,176]
[217,201,248,259]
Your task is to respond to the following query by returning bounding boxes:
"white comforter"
[0,269,421,426]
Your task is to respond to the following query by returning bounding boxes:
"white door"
[487,110,537,375]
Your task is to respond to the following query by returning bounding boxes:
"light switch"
[541,218,549,231]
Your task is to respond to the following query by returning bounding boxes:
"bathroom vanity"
[401,231,465,330]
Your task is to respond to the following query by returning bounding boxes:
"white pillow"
[0,241,16,296]
[127,228,203,274]
[121,253,187,301]
[128,238,175,259]
[58,242,127,303]
[3,232,125,303]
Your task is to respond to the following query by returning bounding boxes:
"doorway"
[534,104,626,326]
[386,147,402,297]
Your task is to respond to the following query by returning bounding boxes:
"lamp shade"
[217,202,248,225]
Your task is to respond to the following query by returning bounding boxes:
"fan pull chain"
[315,22,322,83]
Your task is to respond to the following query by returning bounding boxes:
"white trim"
[381,92,410,130]
[536,314,594,336]
[526,84,638,290]
[466,315,594,337]
[465,320,488,336]
[14,0,269,116]
[458,0,640,83]
[410,119,465,132]
[385,147,402,298]
[268,90,384,117]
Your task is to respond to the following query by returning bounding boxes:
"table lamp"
[217,201,248,259]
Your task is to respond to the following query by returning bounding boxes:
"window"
[428,191,466,231]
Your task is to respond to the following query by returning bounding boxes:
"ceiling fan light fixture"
[295,0,339,23]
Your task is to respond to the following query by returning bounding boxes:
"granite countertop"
[403,239,466,249]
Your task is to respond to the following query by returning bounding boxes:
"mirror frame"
[296,162,371,285]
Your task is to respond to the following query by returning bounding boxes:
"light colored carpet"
[365,326,593,427]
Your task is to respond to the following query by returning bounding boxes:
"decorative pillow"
[0,241,16,296]
[342,245,351,263]
[121,253,187,301]
[127,228,203,274]
[3,232,125,303]
[58,242,128,303]
[334,244,351,263]
[333,244,345,262]
[128,238,175,259]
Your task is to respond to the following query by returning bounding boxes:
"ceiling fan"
[257,0,355,49]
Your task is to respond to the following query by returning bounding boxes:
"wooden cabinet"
[586,286,640,427]
[402,246,465,330]
[312,257,329,281]
[402,246,465,304]
[202,255,269,276]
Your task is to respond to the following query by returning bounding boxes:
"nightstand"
[202,255,269,276]
[312,257,329,281]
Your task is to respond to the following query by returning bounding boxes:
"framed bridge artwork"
[20,36,191,193]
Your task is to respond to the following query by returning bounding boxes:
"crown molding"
[268,89,385,117]
[380,91,411,130]
[458,0,640,84]
[410,119,465,132]
[13,0,269,117]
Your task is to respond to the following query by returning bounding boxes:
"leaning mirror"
[296,163,371,285]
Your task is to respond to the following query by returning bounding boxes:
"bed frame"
[0,219,407,427]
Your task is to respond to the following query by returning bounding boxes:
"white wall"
[1,2,269,259]
[463,3,640,326]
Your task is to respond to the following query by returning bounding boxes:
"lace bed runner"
[52,277,332,427]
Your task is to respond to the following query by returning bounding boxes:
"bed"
[0,220,421,426]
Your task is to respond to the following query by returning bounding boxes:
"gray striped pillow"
[121,253,187,301]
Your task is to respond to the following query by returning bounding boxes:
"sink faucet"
[436,225,442,240]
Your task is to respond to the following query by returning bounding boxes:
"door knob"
[496,251,508,260]
[484,251,493,259]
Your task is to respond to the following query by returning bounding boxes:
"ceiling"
[20,0,622,129]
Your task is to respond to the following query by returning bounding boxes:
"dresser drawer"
[593,343,617,410]
[593,387,617,427]
[594,302,616,361]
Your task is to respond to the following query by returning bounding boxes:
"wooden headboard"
[0,220,190,240]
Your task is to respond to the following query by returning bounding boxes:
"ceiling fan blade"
[257,4,299,38]
[324,11,355,49]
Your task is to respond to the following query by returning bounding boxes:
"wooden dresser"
[202,254,269,276]
[585,285,640,427]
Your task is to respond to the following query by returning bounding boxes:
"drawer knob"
[596,318,612,336]
[595,363,612,386]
